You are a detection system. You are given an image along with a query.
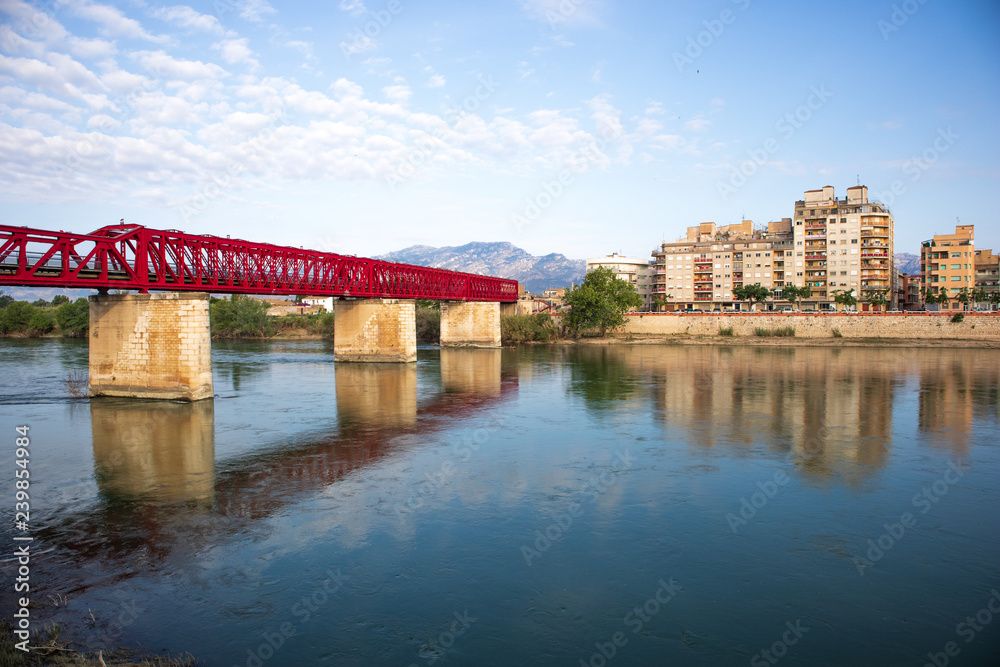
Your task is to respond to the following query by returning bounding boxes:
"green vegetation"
[501,313,558,344]
[210,295,274,338]
[833,288,858,311]
[951,313,965,323]
[754,325,796,337]
[273,311,336,337]
[55,297,90,337]
[733,283,772,311]
[779,284,811,309]
[863,288,889,310]
[416,304,440,343]
[718,325,734,337]
[562,266,643,337]
[1,618,195,665]
[832,327,843,338]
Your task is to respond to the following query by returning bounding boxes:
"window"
[951,264,961,270]
[851,239,859,244]
[951,253,961,258]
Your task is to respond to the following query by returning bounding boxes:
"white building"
[302,297,334,313]
[585,253,654,311]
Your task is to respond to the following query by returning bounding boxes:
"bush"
[951,313,965,323]
[272,311,336,337]
[718,326,734,337]
[55,298,90,337]
[754,326,796,338]
[27,310,54,336]
[416,306,440,343]
[210,295,274,338]
[50,294,70,306]
[0,301,36,334]
[832,327,843,338]
[501,313,558,344]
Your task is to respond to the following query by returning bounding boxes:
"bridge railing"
[0,224,518,302]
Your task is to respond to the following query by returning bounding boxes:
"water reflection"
[440,348,502,395]
[91,399,215,504]
[334,363,418,427]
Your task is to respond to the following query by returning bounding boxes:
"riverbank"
[560,334,1000,349]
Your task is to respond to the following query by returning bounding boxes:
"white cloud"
[683,118,710,132]
[235,0,277,23]
[213,38,258,68]
[337,0,367,15]
[382,84,411,103]
[427,74,445,88]
[66,0,169,43]
[152,5,225,36]
[134,51,228,81]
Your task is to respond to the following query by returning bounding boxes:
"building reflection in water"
[90,398,215,504]
[917,349,999,456]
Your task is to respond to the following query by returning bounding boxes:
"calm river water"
[1,339,999,666]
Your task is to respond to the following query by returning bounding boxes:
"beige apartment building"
[790,185,894,310]
[650,219,793,311]
[650,185,893,311]
[975,248,998,308]
[920,225,975,310]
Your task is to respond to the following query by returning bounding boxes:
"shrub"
[832,327,843,338]
[55,298,90,337]
[0,301,36,334]
[27,310,54,336]
[415,306,440,343]
[951,313,965,323]
[754,326,796,338]
[718,326,734,337]
[210,295,274,338]
[501,313,558,344]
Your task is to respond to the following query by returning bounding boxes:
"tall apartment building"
[790,185,894,309]
[650,219,792,311]
[920,225,975,310]
[649,185,893,311]
[585,253,654,311]
[975,249,999,307]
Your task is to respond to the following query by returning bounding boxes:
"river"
[1,339,998,665]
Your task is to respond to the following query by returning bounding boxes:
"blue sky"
[1,0,998,262]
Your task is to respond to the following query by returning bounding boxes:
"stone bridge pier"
[440,301,501,348]
[89,293,213,401]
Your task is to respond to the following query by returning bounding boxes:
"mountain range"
[376,242,585,295]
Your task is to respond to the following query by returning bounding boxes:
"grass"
[832,327,843,338]
[501,313,558,344]
[754,326,796,338]
[718,326,735,337]
[0,619,195,666]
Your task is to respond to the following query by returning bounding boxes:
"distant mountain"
[377,242,585,295]
[895,253,920,275]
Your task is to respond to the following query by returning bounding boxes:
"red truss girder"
[0,224,518,301]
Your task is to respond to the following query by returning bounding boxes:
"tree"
[0,292,13,309]
[1,301,37,333]
[780,284,811,309]
[652,293,673,312]
[55,298,90,337]
[50,294,70,306]
[833,288,857,312]
[989,290,1000,312]
[864,289,889,311]
[210,294,273,338]
[562,266,643,337]
[972,287,987,309]
[734,283,771,311]
[956,287,971,311]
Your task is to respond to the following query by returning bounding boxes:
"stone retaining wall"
[621,313,1000,340]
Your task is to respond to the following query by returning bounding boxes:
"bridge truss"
[0,224,518,301]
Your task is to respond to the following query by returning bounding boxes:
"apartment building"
[899,273,923,311]
[790,185,894,310]
[650,219,792,311]
[920,225,975,310]
[975,249,999,307]
[586,253,653,310]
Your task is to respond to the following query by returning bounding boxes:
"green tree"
[972,287,987,309]
[652,293,672,312]
[0,292,13,309]
[956,286,971,311]
[210,295,274,338]
[780,284,810,309]
[27,310,53,336]
[51,294,70,306]
[833,288,857,312]
[1,301,36,334]
[563,266,643,337]
[864,289,889,311]
[55,298,90,337]
[734,283,771,311]
[989,290,1000,311]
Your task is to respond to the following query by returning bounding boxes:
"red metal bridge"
[0,223,518,301]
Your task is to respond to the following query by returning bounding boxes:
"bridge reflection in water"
[40,349,514,596]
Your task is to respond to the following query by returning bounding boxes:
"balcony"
[805,234,827,240]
